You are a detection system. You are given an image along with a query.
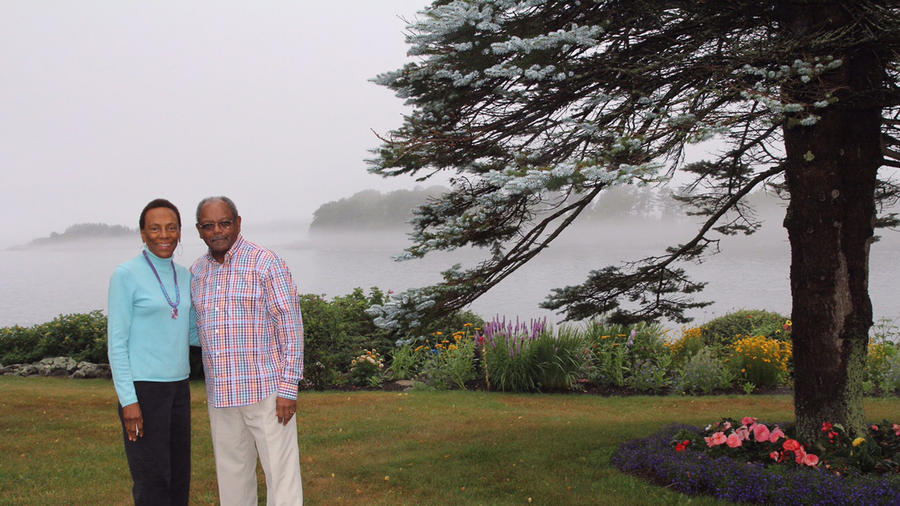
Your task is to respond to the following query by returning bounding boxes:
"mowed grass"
[2,378,899,505]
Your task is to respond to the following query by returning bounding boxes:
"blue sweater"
[107,248,195,406]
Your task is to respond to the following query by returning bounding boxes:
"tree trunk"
[780,2,884,442]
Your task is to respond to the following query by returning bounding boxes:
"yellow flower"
[464,323,473,327]
[852,437,865,447]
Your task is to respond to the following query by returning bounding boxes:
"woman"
[107,198,194,505]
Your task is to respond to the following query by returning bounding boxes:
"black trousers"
[118,379,191,506]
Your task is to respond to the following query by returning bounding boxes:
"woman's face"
[141,207,181,258]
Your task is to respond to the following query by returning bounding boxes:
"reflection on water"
[1,221,898,329]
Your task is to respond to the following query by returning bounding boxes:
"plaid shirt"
[191,236,304,408]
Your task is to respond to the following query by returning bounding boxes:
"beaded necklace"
[142,250,180,319]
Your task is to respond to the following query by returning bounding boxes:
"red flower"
[769,451,780,461]
[821,421,833,432]
[675,443,686,452]
[783,439,802,452]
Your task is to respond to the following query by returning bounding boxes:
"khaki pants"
[208,392,303,506]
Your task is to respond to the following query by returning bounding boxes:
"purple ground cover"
[611,424,900,505]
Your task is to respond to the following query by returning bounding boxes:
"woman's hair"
[139,198,182,230]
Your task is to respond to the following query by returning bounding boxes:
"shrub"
[728,335,793,389]
[667,326,705,365]
[701,309,790,348]
[864,318,900,395]
[675,347,734,394]
[299,287,396,377]
[348,349,385,387]
[0,311,108,365]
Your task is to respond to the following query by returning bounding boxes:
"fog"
[0,0,433,249]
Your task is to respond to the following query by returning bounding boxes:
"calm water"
[1,222,898,330]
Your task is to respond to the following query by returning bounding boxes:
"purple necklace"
[142,250,180,319]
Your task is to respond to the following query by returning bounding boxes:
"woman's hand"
[122,403,144,442]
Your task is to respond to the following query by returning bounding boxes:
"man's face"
[196,200,241,260]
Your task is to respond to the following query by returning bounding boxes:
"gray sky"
[0,1,431,248]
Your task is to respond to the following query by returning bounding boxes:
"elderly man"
[191,196,304,505]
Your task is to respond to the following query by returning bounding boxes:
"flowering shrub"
[349,349,385,387]
[612,424,900,505]
[700,309,790,348]
[728,335,793,389]
[666,326,705,365]
[419,328,477,389]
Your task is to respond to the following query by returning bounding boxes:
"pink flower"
[893,424,900,437]
[706,432,727,447]
[783,439,801,452]
[769,451,780,461]
[753,423,771,443]
[741,416,757,427]
[722,421,732,430]
[769,428,785,443]
[794,446,807,464]
[726,433,742,448]
[736,427,750,441]
[803,453,819,467]
[871,424,879,431]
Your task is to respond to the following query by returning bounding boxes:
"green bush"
[700,309,789,348]
[530,327,586,391]
[0,311,108,365]
[675,347,734,394]
[299,287,396,377]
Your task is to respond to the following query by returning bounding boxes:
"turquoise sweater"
[107,248,195,407]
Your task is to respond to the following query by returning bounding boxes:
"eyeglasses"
[197,220,234,231]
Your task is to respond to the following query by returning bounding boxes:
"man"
[191,196,304,505]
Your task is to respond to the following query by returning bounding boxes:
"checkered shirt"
[191,236,304,408]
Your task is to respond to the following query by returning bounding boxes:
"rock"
[71,361,111,379]
[37,357,77,376]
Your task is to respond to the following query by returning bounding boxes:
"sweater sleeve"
[107,266,138,407]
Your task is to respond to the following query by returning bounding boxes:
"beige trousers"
[208,392,303,506]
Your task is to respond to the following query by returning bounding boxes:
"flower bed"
[612,424,900,505]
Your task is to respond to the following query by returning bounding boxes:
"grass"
[1,378,899,505]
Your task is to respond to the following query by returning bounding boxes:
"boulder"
[37,357,77,376]
[71,361,111,379]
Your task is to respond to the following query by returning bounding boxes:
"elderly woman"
[107,198,194,505]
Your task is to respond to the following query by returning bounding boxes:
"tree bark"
[780,1,884,441]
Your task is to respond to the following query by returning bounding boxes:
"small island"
[9,223,136,249]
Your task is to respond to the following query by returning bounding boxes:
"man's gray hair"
[196,196,239,222]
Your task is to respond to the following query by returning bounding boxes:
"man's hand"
[276,396,297,425]
[122,403,143,442]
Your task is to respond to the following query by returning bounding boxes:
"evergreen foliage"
[366,0,900,440]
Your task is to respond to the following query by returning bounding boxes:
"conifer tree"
[368,0,900,441]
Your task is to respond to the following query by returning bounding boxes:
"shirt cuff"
[278,380,299,400]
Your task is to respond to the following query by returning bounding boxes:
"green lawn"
[2,377,899,505]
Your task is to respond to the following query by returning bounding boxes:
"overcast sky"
[0,1,433,247]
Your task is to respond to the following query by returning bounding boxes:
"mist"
[0,0,433,249]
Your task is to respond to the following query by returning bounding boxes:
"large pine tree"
[368,0,900,441]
